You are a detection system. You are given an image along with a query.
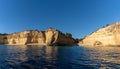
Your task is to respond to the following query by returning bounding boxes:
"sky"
[0,0,120,38]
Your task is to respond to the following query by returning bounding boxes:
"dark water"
[0,45,120,69]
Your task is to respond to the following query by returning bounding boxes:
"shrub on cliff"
[0,33,8,35]
[74,38,83,43]
[65,33,72,38]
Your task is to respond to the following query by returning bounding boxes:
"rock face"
[45,28,75,46]
[45,28,59,46]
[0,28,75,46]
[7,30,45,45]
[0,35,8,44]
[79,22,120,46]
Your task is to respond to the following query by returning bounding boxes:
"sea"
[0,45,120,69]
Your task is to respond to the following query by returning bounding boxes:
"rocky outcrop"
[45,28,59,46]
[7,30,45,45]
[45,28,75,46]
[0,28,75,46]
[79,22,120,46]
[0,35,8,44]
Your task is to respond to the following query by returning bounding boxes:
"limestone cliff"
[45,28,75,46]
[0,35,8,44]
[0,28,75,46]
[79,22,120,46]
[7,30,45,45]
[45,28,59,46]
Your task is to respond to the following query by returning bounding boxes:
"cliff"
[0,28,75,46]
[79,22,120,46]
[0,34,8,44]
[45,28,75,46]
[7,30,45,45]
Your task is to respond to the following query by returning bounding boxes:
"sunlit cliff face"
[45,28,58,46]
[7,30,46,45]
[79,22,120,46]
[0,28,75,46]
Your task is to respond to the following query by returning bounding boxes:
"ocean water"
[0,45,120,69]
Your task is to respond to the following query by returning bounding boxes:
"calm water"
[0,45,120,69]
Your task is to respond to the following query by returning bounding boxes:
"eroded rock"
[45,28,75,46]
[0,28,75,46]
[79,22,120,46]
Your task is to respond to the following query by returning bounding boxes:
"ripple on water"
[0,45,120,69]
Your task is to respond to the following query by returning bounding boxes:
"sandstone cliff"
[0,28,75,46]
[79,22,120,46]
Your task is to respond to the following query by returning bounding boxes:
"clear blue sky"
[0,0,120,38]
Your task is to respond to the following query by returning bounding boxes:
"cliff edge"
[79,22,120,46]
[0,28,75,46]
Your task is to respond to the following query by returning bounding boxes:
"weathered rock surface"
[0,28,75,46]
[0,35,8,44]
[7,30,45,45]
[45,28,59,46]
[79,22,120,46]
[45,28,75,46]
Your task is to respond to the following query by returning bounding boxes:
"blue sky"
[0,0,120,38]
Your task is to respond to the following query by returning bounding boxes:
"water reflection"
[22,45,59,69]
[0,45,27,69]
[83,46,120,69]
[0,45,120,69]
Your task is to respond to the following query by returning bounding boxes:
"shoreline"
[5,43,46,46]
